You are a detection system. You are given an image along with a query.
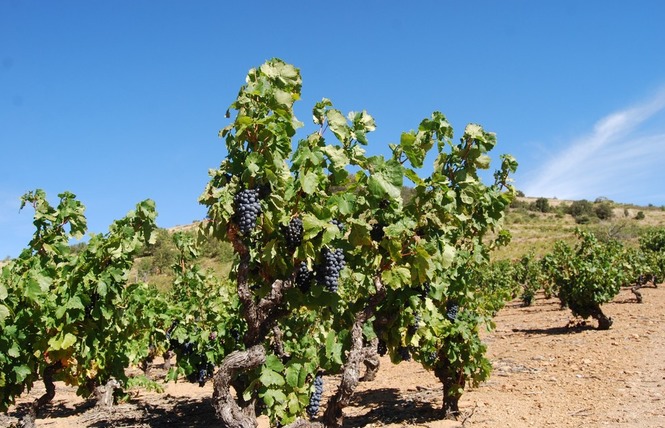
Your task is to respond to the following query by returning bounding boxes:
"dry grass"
[492,197,665,261]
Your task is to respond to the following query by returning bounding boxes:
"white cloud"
[522,89,665,205]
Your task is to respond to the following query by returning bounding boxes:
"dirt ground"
[2,284,664,428]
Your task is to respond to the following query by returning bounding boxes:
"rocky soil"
[2,285,664,427]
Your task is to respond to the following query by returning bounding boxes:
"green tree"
[532,197,550,213]
[594,201,614,220]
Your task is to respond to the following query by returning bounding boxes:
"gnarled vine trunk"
[19,362,61,428]
[360,337,380,382]
[212,345,266,428]
[434,364,465,419]
[94,378,121,408]
[323,276,386,428]
[212,246,290,427]
[590,305,613,330]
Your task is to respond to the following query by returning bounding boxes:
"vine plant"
[0,190,158,426]
[199,58,517,426]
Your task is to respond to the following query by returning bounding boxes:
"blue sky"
[2,1,665,258]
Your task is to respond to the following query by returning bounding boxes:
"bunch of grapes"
[331,218,346,234]
[229,327,242,344]
[446,300,459,322]
[408,313,421,335]
[306,372,324,418]
[283,217,304,251]
[296,261,314,292]
[84,292,99,319]
[398,346,411,362]
[370,223,385,242]
[257,182,271,199]
[187,359,214,387]
[316,247,346,292]
[234,188,261,235]
[419,282,431,299]
[377,340,387,357]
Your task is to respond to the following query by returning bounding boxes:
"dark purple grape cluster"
[377,340,387,356]
[234,188,261,234]
[446,300,459,322]
[284,217,304,251]
[419,282,431,299]
[296,261,314,292]
[331,219,346,233]
[306,372,324,418]
[408,313,421,335]
[190,360,214,387]
[316,247,346,292]
[230,327,242,343]
[370,223,385,242]
[257,182,272,199]
[398,346,411,362]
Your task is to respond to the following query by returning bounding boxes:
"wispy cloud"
[523,89,665,205]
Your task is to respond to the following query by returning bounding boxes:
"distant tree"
[594,202,614,220]
[567,199,594,219]
[515,189,525,197]
[533,197,551,213]
[635,211,646,220]
[510,198,529,209]
[148,229,178,274]
[576,215,591,225]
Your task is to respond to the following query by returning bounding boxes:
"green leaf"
[288,393,301,415]
[262,388,287,407]
[260,369,285,387]
[300,172,320,195]
[325,109,351,142]
[327,194,355,215]
[381,266,411,289]
[321,145,349,170]
[48,332,77,350]
[313,98,332,125]
[25,272,51,301]
[0,304,9,324]
[13,365,32,383]
[475,154,491,169]
[66,296,84,310]
[97,280,108,297]
[265,354,285,372]
[367,157,403,199]
[285,363,303,388]
[302,213,327,240]
[7,343,20,358]
[441,244,456,268]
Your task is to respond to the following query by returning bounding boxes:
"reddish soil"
[2,285,664,427]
